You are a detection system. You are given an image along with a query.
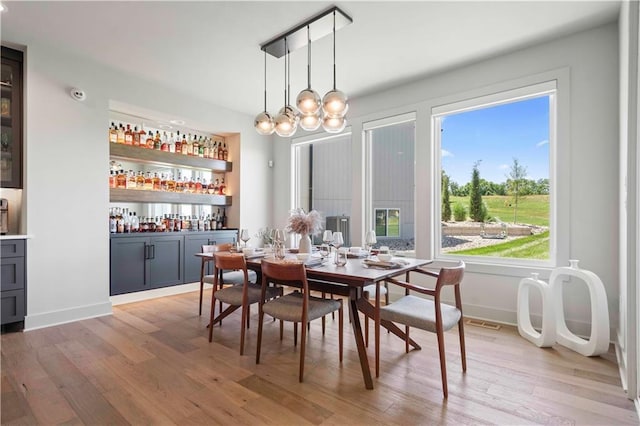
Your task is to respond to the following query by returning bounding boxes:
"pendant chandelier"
[254,6,352,137]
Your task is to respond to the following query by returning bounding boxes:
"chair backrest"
[213,252,249,285]
[202,243,233,254]
[435,261,465,310]
[261,260,310,318]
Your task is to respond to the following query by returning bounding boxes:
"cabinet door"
[184,235,214,283]
[148,235,184,288]
[1,256,24,292]
[110,237,148,295]
[1,289,24,325]
[1,47,23,188]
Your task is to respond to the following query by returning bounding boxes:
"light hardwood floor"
[2,290,638,425]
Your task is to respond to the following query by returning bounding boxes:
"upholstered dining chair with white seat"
[256,259,343,382]
[208,252,281,355]
[376,261,466,398]
[199,243,258,317]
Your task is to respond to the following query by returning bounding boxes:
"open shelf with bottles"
[110,187,231,206]
[110,143,231,173]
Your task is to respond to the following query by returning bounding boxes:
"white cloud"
[499,164,509,170]
[442,149,453,158]
[536,139,549,147]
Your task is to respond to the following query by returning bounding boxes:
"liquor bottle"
[174,214,182,232]
[136,171,145,189]
[195,177,202,194]
[198,136,205,158]
[218,178,226,195]
[175,131,182,153]
[152,172,161,191]
[211,141,218,159]
[187,176,196,193]
[132,126,141,146]
[192,135,199,156]
[204,214,210,231]
[176,173,185,192]
[124,124,133,145]
[138,127,147,147]
[181,133,189,155]
[109,122,118,144]
[223,143,228,161]
[167,173,176,192]
[168,132,176,153]
[140,217,149,232]
[109,170,116,188]
[116,170,127,189]
[221,208,227,229]
[160,173,168,191]
[124,211,132,233]
[146,131,154,149]
[212,178,220,194]
[126,170,136,189]
[153,131,161,150]
[116,208,125,233]
[144,172,153,190]
[131,212,140,232]
[117,124,125,144]
[161,131,169,152]
[203,139,210,158]
[109,208,117,233]
[217,141,224,159]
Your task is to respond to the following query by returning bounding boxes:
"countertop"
[0,234,31,240]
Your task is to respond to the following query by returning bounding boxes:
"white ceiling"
[1,1,620,118]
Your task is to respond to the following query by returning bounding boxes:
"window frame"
[432,80,560,268]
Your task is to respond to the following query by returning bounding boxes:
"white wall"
[274,23,619,336]
[19,40,271,329]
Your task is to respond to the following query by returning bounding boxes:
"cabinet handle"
[150,245,155,259]
[144,244,149,260]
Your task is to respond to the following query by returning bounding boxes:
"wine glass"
[240,228,250,247]
[332,231,344,249]
[322,230,333,246]
[319,243,330,260]
[365,230,377,258]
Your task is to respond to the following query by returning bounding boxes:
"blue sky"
[441,96,550,185]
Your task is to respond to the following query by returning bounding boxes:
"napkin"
[362,259,402,269]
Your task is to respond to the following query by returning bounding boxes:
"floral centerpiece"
[286,209,323,253]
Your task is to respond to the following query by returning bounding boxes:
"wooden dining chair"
[256,259,343,382]
[208,252,282,355]
[376,261,466,398]
[199,243,257,316]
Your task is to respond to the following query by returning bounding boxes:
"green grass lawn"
[449,195,549,226]
[450,230,550,259]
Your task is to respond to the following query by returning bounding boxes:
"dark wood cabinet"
[1,239,26,325]
[1,47,23,189]
[110,230,236,295]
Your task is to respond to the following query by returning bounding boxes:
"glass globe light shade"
[322,115,347,134]
[299,112,322,131]
[322,89,348,118]
[254,111,275,135]
[296,88,322,115]
[275,108,298,137]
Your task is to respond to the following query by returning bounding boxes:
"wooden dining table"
[195,250,431,389]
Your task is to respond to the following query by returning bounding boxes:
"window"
[364,113,415,255]
[375,208,400,237]
[292,132,352,245]
[433,81,556,265]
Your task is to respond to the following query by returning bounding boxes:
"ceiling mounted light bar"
[260,6,352,58]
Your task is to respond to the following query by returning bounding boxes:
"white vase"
[298,233,312,253]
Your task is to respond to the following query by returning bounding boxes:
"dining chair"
[199,243,257,316]
[208,252,282,355]
[256,259,343,382]
[376,261,466,398]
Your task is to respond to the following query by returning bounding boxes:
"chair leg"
[405,325,410,353]
[458,319,467,372]
[436,327,449,399]
[240,303,247,356]
[322,315,326,335]
[331,293,335,319]
[280,320,284,340]
[256,307,265,364]
[199,280,204,316]
[247,305,250,329]
[299,321,307,382]
[294,322,298,347]
[208,293,217,343]
[338,305,343,362]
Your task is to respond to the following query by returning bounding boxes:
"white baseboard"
[110,282,201,306]
[24,301,113,331]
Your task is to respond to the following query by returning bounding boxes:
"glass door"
[1,47,23,188]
